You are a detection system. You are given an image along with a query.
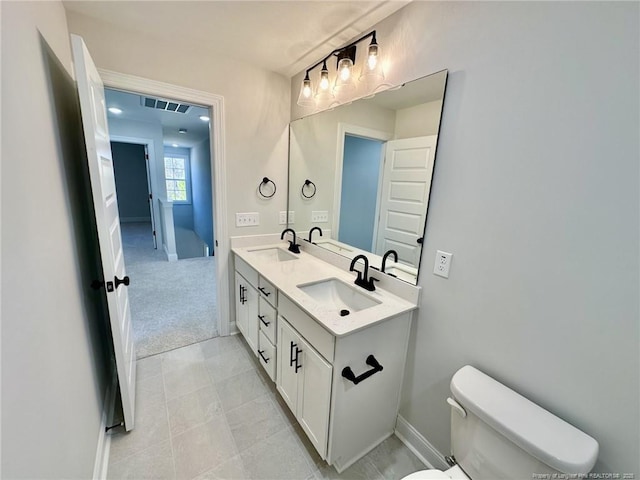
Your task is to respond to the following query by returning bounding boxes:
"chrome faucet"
[381,250,398,273]
[280,228,300,254]
[307,227,323,243]
[349,254,378,292]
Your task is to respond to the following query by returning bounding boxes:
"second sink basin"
[248,247,298,262]
[297,278,380,314]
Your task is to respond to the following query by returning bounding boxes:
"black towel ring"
[301,179,316,199]
[258,177,276,198]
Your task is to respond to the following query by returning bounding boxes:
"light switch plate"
[236,212,259,227]
[311,211,329,223]
[433,250,452,278]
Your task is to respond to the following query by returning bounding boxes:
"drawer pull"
[258,287,271,296]
[342,355,383,385]
[258,315,270,327]
[258,349,270,363]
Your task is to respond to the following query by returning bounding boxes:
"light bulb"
[302,80,312,98]
[367,44,379,71]
[319,68,330,91]
[337,58,353,81]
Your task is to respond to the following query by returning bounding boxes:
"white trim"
[333,123,393,240]
[93,374,118,480]
[98,69,230,337]
[395,414,449,471]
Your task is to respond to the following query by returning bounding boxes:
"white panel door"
[71,35,136,430]
[374,136,437,266]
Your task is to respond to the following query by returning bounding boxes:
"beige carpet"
[121,222,218,358]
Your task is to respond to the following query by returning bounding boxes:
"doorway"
[99,71,230,358]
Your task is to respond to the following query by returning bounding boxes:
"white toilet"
[402,365,599,480]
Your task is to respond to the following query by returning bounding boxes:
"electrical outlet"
[311,211,329,223]
[235,212,259,227]
[279,211,295,225]
[433,250,453,278]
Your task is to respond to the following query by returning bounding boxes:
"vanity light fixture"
[178,128,187,134]
[297,30,384,108]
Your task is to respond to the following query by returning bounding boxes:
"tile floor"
[107,335,426,479]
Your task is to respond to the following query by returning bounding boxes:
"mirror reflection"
[288,70,448,285]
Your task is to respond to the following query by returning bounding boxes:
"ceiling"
[63,1,410,78]
[105,88,211,148]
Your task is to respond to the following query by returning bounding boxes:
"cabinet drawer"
[258,276,277,307]
[259,296,277,344]
[279,295,335,363]
[235,255,258,286]
[258,330,276,382]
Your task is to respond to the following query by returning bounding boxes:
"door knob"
[114,275,130,289]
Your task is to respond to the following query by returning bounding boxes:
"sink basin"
[315,240,353,254]
[248,247,298,262]
[297,278,380,314]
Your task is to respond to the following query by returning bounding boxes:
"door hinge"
[153,230,156,236]
[215,240,218,247]
[145,154,149,160]
[149,193,153,199]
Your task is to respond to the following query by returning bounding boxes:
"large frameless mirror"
[287,70,448,285]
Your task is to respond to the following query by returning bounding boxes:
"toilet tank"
[449,366,598,480]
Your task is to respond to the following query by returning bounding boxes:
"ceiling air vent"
[141,96,192,114]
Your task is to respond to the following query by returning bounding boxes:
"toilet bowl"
[401,366,598,480]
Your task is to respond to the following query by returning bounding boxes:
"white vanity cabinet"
[235,256,279,380]
[234,272,258,353]
[233,249,415,473]
[277,316,333,459]
[276,293,411,472]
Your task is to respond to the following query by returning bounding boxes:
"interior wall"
[111,141,151,221]
[395,100,443,139]
[1,2,111,478]
[291,1,639,473]
[191,138,215,253]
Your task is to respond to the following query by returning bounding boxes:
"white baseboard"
[93,374,118,480]
[395,415,449,471]
[163,244,178,262]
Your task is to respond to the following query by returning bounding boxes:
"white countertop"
[232,243,418,337]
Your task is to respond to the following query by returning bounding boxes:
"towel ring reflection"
[258,177,276,198]
[301,179,316,199]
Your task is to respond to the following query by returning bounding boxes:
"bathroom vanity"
[232,243,418,472]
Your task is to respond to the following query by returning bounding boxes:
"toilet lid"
[402,471,451,480]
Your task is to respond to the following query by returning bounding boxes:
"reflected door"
[374,136,437,266]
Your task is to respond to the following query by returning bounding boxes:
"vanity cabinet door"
[297,334,332,460]
[277,318,299,414]
[277,317,332,460]
[235,272,258,355]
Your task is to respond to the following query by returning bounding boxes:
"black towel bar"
[341,355,383,385]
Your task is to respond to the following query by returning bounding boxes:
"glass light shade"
[315,83,336,111]
[297,76,315,108]
[333,57,356,101]
[359,42,384,90]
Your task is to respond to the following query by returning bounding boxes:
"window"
[164,155,190,203]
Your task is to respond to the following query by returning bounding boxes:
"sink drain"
[340,309,350,317]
